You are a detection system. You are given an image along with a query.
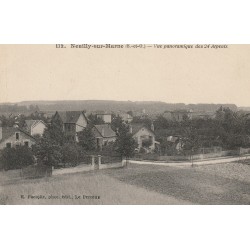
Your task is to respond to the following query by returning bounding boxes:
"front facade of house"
[0,126,35,150]
[130,124,156,151]
[92,124,117,150]
[24,120,46,136]
[53,111,88,141]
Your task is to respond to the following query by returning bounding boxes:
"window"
[24,141,29,147]
[15,132,20,140]
[6,143,11,148]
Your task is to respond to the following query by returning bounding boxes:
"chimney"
[0,121,2,141]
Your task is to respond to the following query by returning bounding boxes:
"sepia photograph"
[1,1,250,250]
[0,44,250,205]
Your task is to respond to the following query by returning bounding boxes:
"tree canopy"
[115,125,137,158]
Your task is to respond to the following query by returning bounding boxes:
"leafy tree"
[32,132,62,167]
[99,141,118,156]
[61,143,82,167]
[215,106,225,121]
[16,146,35,167]
[142,138,153,148]
[0,146,35,170]
[0,148,17,170]
[78,125,96,151]
[115,125,137,159]
[111,115,123,133]
[87,113,105,125]
[154,115,170,130]
[47,115,66,145]
[127,111,133,117]
[159,138,178,156]
[0,115,15,127]
[132,116,152,129]
[182,113,189,121]
[181,126,201,153]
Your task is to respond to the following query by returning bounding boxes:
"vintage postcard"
[0,44,250,205]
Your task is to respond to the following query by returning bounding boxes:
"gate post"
[97,155,102,169]
[91,155,95,170]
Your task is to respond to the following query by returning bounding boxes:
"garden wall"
[133,148,247,162]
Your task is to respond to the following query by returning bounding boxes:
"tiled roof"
[93,124,116,138]
[25,120,41,133]
[0,127,35,143]
[130,123,154,135]
[57,111,87,124]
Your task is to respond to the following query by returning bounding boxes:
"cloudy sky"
[0,44,250,106]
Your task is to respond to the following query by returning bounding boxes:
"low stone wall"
[99,161,124,170]
[53,158,125,176]
[53,165,94,176]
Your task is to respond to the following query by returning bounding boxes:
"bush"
[22,164,52,179]
[61,143,82,167]
[139,147,147,154]
[142,138,153,148]
[0,146,35,171]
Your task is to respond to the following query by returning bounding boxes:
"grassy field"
[1,162,250,205]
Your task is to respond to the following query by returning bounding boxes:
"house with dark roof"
[129,123,156,151]
[24,120,46,136]
[52,111,88,141]
[92,124,117,150]
[0,121,35,149]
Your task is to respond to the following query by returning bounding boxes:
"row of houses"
[0,111,156,151]
[163,109,216,122]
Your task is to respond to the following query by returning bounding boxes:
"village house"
[24,120,46,136]
[96,113,112,123]
[163,109,193,121]
[119,113,133,123]
[92,124,117,150]
[129,123,157,151]
[191,111,216,120]
[52,111,88,141]
[32,110,55,119]
[0,121,35,149]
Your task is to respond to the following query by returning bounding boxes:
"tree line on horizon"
[0,101,239,114]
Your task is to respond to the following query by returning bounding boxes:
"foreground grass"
[0,169,189,205]
[1,162,250,205]
[103,162,250,205]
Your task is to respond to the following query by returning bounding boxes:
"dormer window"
[15,132,20,141]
